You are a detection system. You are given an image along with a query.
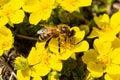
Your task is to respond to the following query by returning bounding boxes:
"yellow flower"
[88,10,120,41]
[22,0,56,25]
[57,0,92,13]
[0,0,25,26]
[0,26,14,56]
[82,39,120,78]
[49,26,89,60]
[15,42,62,80]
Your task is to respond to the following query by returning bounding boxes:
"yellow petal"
[17,70,30,80]
[105,74,120,80]
[99,31,117,42]
[22,0,40,12]
[31,63,51,77]
[110,48,120,64]
[49,55,62,71]
[0,16,9,26]
[87,62,104,78]
[110,10,120,27]
[35,42,46,51]
[106,64,120,74]
[27,47,41,65]
[82,49,97,64]
[57,49,73,60]
[10,9,25,24]
[29,12,42,25]
[74,40,89,52]
[93,39,112,55]
[87,27,100,38]
[70,53,76,60]
[29,8,52,25]
[33,77,42,80]
[9,0,24,10]
[0,26,14,54]
[71,27,85,43]
[0,0,10,6]
[49,38,59,54]
[94,14,109,29]
[79,0,92,7]
[112,38,120,48]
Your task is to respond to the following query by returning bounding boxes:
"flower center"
[97,55,111,66]
[100,23,113,32]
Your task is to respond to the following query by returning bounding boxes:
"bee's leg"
[45,37,52,49]
[58,37,60,53]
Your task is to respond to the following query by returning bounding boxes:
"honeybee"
[37,24,75,51]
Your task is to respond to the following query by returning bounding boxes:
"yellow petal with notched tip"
[110,10,120,27]
[71,27,85,43]
[112,38,120,48]
[49,55,62,71]
[74,40,89,52]
[105,74,120,80]
[110,48,120,64]
[27,47,41,65]
[17,69,30,80]
[106,64,120,74]
[94,14,109,29]
[0,16,9,26]
[10,9,25,24]
[82,49,97,64]
[87,62,104,78]
[93,39,112,55]
[31,63,51,77]
[87,27,100,38]
[33,77,42,80]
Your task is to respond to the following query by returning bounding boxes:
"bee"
[37,24,75,52]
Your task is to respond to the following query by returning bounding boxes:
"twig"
[0,57,17,80]
[16,34,38,41]
[9,72,18,80]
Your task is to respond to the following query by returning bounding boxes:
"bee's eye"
[61,26,67,33]
[68,30,75,37]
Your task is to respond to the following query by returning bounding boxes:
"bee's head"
[68,30,75,37]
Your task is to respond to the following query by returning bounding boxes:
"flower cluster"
[0,0,92,26]
[15,25,89,80]
[82,10,120,80]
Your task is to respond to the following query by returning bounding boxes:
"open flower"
[49,26,89,60]
[15,42,62,80]
[0,26,14,56]
[57,0,92,13]
[82,39,120,79]
[0,0,25,26]
[88,10,120,41]
[22,0,56,25]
